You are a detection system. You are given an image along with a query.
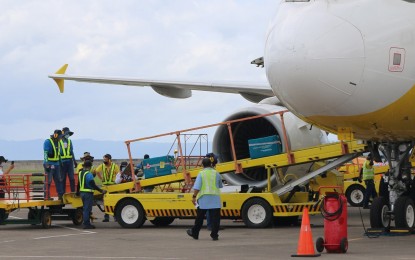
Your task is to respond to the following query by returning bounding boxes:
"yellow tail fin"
[53,64,68,93]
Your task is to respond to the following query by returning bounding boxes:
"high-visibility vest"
[60,139,73,159]
[102,163,116,185]
[47,138,60,162]
[362,160,375,180]
[79,170,93,193]
[197,168,220,199]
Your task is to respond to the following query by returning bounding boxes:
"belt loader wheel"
[370,197,390,228]
[41,211,52,229]
[150,217,175,227]
[394,196,415,229]
[345,184,365,207]
[116,199,146,228]
[241,198,272,228]
[71,208,83,226]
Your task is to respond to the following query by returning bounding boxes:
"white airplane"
[50,0,415,229]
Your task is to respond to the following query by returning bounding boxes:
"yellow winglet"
[53,64,68,93]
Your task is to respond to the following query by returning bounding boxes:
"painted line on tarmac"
[0,256,186,259]
[33,231,96,240]
[0,240,16,244]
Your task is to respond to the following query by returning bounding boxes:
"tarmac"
[0,206,414,260]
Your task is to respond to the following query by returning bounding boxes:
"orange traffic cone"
[291,208,320,257]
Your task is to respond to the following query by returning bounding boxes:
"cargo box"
[248,135,282,159]
[142,155,176,179]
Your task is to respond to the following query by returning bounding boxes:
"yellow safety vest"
[60,139,73,159]
[47,138,60,162]
[362,160,374,180]
[79,170,93,193]
[197,168,220,199]
[102,163,116,185]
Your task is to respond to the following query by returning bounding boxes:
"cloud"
[0,0,276,149]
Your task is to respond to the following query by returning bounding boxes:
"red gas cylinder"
[316,190,348,253]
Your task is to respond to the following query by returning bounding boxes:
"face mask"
[65,134,70,139]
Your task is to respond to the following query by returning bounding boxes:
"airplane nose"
[265,7,364,117]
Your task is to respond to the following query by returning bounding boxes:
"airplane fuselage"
[265,0,415,141]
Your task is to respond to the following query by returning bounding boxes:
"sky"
[0,1,277,147]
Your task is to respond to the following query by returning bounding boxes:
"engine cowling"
[212,97,329,188]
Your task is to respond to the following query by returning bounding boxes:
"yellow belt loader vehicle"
[99,112,367,228]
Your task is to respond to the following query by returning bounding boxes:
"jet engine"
[212,97,329,188]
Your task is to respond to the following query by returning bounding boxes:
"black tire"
[340,237,348,253]
[241,198,273,228]
[394,196,415,229]
[370,197,390,228]
[28,209,36,220]
[0,209,8,224]
[345,184,365,207]
[71,208,83,226]
[41,211,52,229]
[316,237,325,253]
[150,217,175,227]
[116,199,146,228]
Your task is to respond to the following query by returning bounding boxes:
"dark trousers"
[363,179,377,207]
[44,164,63,198]
[61,160,75,193]
[192,208,221,239]
[81,192,94,226]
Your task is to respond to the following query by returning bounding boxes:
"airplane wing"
[48,64,273,103]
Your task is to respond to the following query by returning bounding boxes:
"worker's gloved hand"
[101,190,107,195]
[74,162,78,168]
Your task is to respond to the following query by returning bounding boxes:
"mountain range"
[0,139,199,160]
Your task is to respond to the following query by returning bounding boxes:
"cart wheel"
[150,217,175,226]
[241,198,273,228]
[0,209,8,224]
[340,237,348,253]
[115,199,146,228]
[28,209,38,225]
[345,184,365,207]
[71,208,83,226]
[315,237,325,253]
[41,211,52,229]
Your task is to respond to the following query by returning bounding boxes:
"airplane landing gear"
[369,141,415,230]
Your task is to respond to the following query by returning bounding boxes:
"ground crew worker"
[60,127,77,193]
[187,158,223,241]
[43,130,63,200]
[205,152,219,231]
[0,156,15,199]
[77,160,107,229]
[76,152,95,173]
[115,162,133,184]
[361,153,377,209]
[76,152,98,221]
[94,154,119,222]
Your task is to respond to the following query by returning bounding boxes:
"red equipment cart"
[316,186,348,253]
